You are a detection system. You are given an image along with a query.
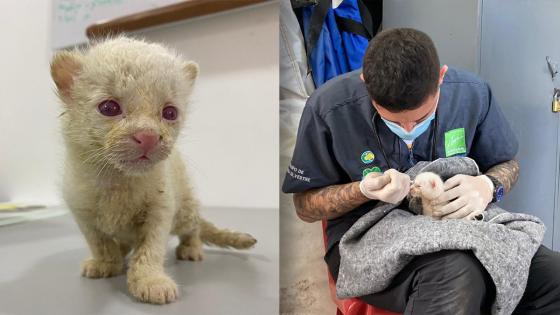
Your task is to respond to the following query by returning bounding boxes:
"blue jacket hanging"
[301,0,382,87]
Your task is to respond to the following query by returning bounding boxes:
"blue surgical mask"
[381,111,436,141]
[379,89,440,141]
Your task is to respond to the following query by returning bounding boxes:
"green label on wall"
[444,128,467,157]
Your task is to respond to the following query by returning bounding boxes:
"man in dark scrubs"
[282,28,560,314]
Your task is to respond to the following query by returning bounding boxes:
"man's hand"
[432,175,493,219]
[360,169,411,204]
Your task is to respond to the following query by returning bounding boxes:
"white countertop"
[0,206,278,315]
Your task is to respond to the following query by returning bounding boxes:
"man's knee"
[515,246,560,313]
[443,250,488,284]
[357,250,493,314]
[416,250,488,284]
[410,250,493,313]
[532,246,560,287]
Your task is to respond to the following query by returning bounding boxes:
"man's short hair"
[362,28,440,112]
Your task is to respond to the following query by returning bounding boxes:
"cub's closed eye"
[98,100,122,117]
[162,105,178,121]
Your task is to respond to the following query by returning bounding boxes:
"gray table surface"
[0,206,278,315]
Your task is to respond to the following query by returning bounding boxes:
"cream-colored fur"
[410,172,445,218]
[50,36,256,304]
[411,172,484,220]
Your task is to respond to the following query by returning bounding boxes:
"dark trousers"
[326,245,560,315]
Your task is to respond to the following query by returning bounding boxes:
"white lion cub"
[410,172,484,220]
[50,37,256,304]
[410,172,445,218]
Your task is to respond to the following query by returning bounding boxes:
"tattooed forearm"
[485,159,520,195]
[293,182,369,223]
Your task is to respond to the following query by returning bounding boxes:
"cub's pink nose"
[132,131,160,154]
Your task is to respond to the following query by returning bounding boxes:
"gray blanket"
[336,157,545,315]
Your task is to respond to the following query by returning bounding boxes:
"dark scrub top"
[282,67,519,254]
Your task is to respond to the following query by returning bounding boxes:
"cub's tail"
[199,218,257,249]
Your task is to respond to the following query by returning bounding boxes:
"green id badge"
[444,128,467,157]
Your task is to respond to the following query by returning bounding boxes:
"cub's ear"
[50,51,83,103]
[183,61,199,88]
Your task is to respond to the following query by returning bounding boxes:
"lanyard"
[371,111,438,171]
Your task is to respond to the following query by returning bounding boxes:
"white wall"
[0,0,62,205]
[0,1,279,210]
[139,2,279,209]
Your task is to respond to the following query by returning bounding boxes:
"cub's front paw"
[176,243,204,261]
[128,274,178,304]
[81,258,123,278]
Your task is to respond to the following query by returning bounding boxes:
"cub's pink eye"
[98,100,122,117]
[162,105,178,120]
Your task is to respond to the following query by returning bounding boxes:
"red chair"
[321,220,401,315]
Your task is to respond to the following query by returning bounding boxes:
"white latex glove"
[432,174,494,220]
[359,169,411,204]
